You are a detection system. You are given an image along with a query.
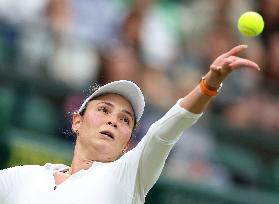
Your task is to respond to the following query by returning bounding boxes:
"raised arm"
[131,45,260,197]
[180,45,260,114]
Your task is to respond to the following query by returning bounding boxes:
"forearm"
[179,70,224,114]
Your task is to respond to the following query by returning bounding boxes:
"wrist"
[199,76,223,97]
[204,70,226,88]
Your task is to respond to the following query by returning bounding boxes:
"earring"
[74,130,79,135]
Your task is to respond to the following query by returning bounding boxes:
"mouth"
[99,130,114,139]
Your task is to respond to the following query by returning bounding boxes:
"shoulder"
[1,163,68,179]
[1,165,44,174]
[0,165,46,183]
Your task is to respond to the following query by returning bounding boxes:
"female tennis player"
[0,45,259,204]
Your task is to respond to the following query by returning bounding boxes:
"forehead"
[89,93,135,117]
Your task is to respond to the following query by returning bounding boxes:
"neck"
[70,145,94,174]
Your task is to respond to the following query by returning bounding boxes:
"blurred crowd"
[0,0,279,189]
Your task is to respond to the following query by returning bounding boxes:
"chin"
[95,154,117,163]
[92,146,117,162]
[88,139,122,162]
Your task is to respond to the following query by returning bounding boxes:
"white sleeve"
[0,166,21,202]
[125,99,202,197]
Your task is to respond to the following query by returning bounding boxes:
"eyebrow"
[97,101,134,121]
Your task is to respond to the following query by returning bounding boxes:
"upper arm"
[132,100,202,195]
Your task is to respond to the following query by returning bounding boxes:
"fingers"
[222,44,248,58]
[229,59,260,71]
[212,45,248,66]
[210,45,260,76]
[211,56,260,73]
[210,57,235,72]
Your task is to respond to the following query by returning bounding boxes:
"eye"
[121,117,130,125]
[98,106,109,114]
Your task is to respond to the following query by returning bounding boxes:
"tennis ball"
[238,11,264,37]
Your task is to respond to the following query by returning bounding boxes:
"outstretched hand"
[180,45,260,114]
[210,44,260,75]
[205,45,260,88]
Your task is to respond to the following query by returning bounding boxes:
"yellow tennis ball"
[238,11,264,37]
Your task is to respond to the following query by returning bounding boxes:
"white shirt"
[0,100,201,204]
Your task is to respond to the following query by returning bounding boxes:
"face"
[72,93,135,162]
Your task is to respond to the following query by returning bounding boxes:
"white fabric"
[0,99,202,204]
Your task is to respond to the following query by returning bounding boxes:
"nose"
[107,121,117,128]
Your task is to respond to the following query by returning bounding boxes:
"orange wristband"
[199,77,222,97]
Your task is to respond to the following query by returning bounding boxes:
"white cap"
[78,80,145,122]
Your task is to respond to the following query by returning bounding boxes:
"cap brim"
[78,80,145,122]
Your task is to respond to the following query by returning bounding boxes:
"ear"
[72,112,82,133]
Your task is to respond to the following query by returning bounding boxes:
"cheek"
[82,113,105,130]
[90,116,104,127]
[118,127,133,144]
